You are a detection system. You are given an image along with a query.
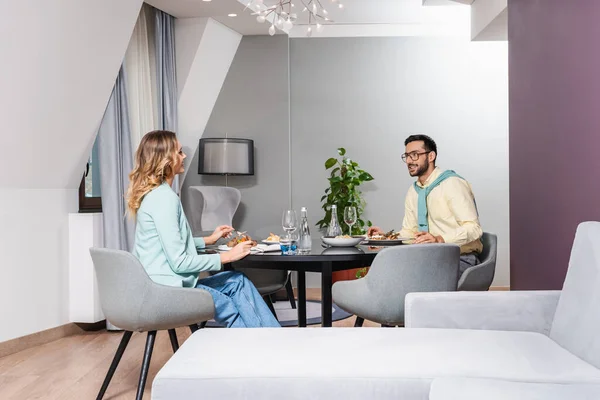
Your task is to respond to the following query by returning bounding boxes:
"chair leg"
[354,317,365,327]
[135,331,157,400]
[285,278,297,309]
[96,331,133,400]
[264,295,278,320]
[189,324,199,333]
[167,329,179,353]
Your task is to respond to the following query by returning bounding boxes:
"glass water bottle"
[326,205,342,237]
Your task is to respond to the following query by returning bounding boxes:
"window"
[79,136,102,212]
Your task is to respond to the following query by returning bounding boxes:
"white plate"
[321,236,365,247]
[218,244,280,253]
[262,240,280,245]
[363,238,410,246]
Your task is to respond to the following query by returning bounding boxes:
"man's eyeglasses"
[401,151,431,163]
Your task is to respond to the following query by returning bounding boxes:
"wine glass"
[282,209,298,240]
[344,206,357,235]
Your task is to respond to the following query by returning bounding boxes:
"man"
[368,134,483,276]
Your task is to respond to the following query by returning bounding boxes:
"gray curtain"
[155,8,180,191]
[97,66,135,252]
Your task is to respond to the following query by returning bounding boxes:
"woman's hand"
[204,225,234,245]
[220,241,253,264]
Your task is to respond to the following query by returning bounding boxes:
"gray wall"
[290,37,509,288]
[182,35,290,234]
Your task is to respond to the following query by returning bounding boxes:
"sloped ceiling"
[0,0,144,189]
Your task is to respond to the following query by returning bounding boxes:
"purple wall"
[509,0,600,289]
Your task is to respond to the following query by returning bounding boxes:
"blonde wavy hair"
[127,130,178,216]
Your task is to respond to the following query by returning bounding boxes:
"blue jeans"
[195,271,280,328]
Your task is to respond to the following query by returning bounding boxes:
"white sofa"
[152,222,600,400]
[429,378,600,400]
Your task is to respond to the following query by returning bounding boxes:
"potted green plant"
[317,148,374,283]
[317,147,374,235]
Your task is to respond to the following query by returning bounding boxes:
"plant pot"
[332,267,370,285]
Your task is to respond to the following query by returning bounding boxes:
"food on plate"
[265,233,281,242]
[369,230,402,240]
[227,233,257,248]
[334,235,353,239]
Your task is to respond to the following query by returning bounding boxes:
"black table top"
[240,238,391,263]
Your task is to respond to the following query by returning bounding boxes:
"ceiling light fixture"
[245,0,343,37]
[228,13,238,17]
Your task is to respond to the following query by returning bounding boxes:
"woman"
[127,130,280,328]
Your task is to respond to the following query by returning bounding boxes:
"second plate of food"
[321,235,366,247]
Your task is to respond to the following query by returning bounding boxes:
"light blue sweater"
[132,183,222,287]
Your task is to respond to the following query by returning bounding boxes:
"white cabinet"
[68,213,105,323]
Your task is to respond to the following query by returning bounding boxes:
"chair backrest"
[457,232,498,291]
[89,247,153,331]
[550,222,600,369]
[365,243,460,322]
[188,186,241,233]
[480,232,498,266]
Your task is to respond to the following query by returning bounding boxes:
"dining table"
[227,239,386,327]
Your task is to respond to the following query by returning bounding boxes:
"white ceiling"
[146,0,471,36]
[145,0,274,35]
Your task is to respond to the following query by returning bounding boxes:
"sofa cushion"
[550,222,600,369]
[429,378,600,400]
[152,328,600,400]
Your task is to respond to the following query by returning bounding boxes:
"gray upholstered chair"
[188,186,242,234]
[457,232,497,291]
[89,248,214,400]
[332,244,460,327]
[187,186,295,317]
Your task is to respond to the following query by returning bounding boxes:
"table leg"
[321,262,333,327]
[297,270,307,327]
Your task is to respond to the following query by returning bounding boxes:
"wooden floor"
[0,290,380,400]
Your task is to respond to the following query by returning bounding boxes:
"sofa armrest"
[405,290,560,334]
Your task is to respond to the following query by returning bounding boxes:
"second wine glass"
[344,206,357,235]
[282,209,298,240]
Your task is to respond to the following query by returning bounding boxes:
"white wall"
[0,0,142,343]
[0,190,77,341]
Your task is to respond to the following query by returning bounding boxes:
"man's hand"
[367,226,384,237]
[205,225,234,245]
[220,241,253,264]
[414,231,445,244]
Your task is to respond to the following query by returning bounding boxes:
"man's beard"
[408,159,429,177]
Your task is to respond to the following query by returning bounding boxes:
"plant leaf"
[338,148,346,156]
[325,158,337,169]
[360,172,374,181]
